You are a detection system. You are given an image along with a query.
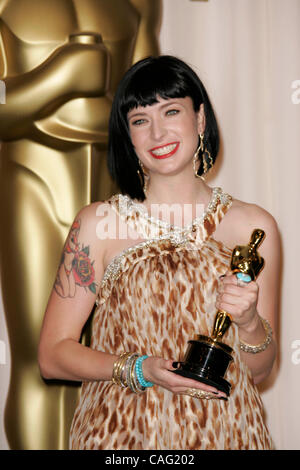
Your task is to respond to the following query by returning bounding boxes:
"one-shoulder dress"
[69,187,273,450]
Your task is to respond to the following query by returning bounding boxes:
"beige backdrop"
[1,0,300,450]
[160,0,300,450]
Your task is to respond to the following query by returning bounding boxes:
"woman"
[38,56,280,450]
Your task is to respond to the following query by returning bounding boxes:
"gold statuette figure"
[0,0,162,450]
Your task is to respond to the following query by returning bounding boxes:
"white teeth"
[151,143,177,156]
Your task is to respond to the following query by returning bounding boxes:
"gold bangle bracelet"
[129,356,139,393]
[111,352,147,393]
[129,355,145,393]
[112,352,132,386]
[112,352,145,392]
[116,354,129,385]
[239,316,273,354]
[125,354,139,389]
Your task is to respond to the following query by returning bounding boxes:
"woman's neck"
[144,173,212,207]
[141,173,213,227]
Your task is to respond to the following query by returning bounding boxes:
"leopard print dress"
[69,187,273,450]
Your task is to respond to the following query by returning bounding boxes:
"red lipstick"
[149,142,179,159]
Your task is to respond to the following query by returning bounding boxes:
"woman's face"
[127,96,204,176]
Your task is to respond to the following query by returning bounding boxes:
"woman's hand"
[142,356,227,399]
[215,273,259,331]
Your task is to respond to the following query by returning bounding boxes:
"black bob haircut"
[108,55,219,201]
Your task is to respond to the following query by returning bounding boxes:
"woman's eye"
[131,118,146,126]
[166,109,179,116]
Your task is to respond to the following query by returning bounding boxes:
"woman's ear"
[197,103,206,135]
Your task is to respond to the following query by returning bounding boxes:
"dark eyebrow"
[127,111,147,120]
[128,100,183,120]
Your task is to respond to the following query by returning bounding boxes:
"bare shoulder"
[215,197,280,250]
[75,199,116,238]
[231,198,278,233]
[75,197,141,266]
[76,199,113,219]
[53,199,117,299]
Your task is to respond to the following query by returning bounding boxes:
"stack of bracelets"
[111,316,273,393]
[111,353,154,393]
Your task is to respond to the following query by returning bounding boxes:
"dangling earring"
[137,160,149,194]
[193,134,205,180]
[202,139,213,176]
[193,133,213,180]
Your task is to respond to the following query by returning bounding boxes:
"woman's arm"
[38,202,118,382]
[216,205,280,384]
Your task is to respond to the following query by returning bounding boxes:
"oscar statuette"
[173,229,266,396]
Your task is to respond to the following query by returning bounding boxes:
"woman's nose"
[150,117,167,141]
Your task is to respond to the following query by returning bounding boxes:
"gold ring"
[184,388,216,400]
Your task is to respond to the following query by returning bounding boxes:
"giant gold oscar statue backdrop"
[0,0,162,450]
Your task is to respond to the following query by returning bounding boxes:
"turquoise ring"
[236,272,252,284]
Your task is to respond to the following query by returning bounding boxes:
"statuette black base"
[172,336,233,396]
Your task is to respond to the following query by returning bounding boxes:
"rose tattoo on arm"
[54,219,97,298]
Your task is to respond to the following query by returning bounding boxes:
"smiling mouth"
[149,142,179,159]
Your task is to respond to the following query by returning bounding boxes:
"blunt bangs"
[120,56,203,118]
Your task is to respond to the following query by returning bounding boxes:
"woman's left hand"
[215,273,259,331]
